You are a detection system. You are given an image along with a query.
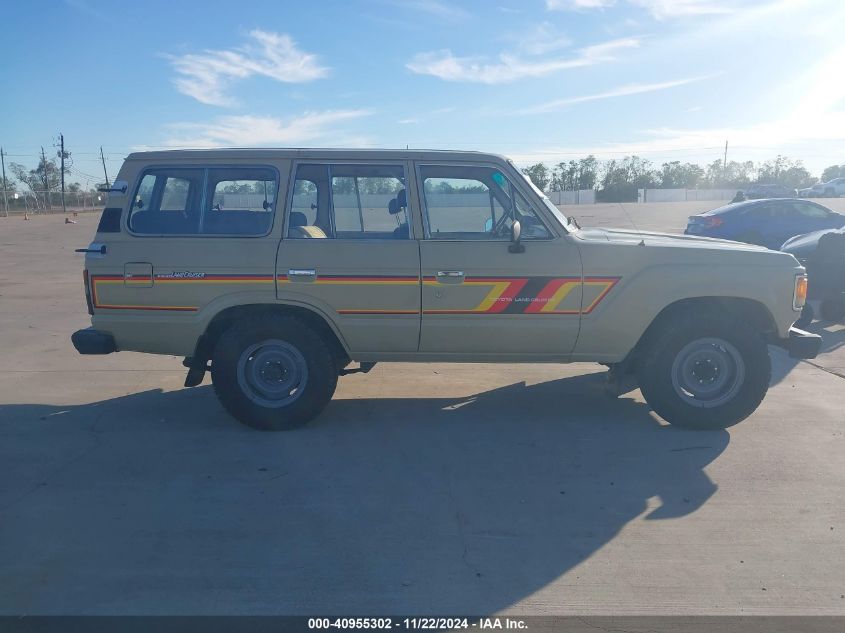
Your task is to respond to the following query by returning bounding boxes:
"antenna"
[616,200,644,241]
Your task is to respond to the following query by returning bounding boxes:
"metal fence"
[0,190,105,216]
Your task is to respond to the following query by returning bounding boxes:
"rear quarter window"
[127,166,278,236]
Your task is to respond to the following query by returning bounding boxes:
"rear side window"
[128,166,277,236]
[287,164,409,239]
[129,169,203,234]
[790,201,830,218]
[204,167,277,235]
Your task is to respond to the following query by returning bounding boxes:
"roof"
[703,198,806,215]
[125,147,510,163]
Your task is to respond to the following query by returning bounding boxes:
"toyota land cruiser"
[72,149,820,431]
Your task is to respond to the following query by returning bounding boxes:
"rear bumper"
[775,326,822,359]
[71,328,116,355]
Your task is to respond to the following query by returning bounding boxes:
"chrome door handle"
[288,269,317,281]
[435,270,465,285]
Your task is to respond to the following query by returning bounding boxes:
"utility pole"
[40,146,50,211]
[723,140,729,174]
[100,146,110,187]
[0,147,8,217]
[59,134,67,215]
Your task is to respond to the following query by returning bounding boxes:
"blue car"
[685,198,845,249]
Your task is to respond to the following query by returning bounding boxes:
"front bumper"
[71,328,116,355]
[775,326,822,359]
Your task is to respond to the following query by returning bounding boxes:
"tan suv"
[72,149,820,431]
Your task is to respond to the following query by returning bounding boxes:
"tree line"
[4,152,845,208]
[522,155,845,203]
[1,153,103,210]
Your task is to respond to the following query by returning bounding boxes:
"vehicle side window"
[792,201,829,218]
[751,202,784,219]
[419,164,551,240]
[203,167,277,235]
[128,168,203,234]
[129,166,277,236]
[291,178,318,225]
[287,164,409,240]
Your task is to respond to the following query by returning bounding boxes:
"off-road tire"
[794,302,814,329]
[820,298,845,323]
[637,310,771,430]
[211,314,337,430]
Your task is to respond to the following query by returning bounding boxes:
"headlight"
[793,274,808,311]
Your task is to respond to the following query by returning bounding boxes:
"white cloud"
[548,0,736,19]
[158,110,371,148]
[510,22,572,55]
[546,0,615,9]
[166,30,329,107]
[629,0,734,19]
[397,118,419,124]
[406,37,639,83]
[520,75,711,113]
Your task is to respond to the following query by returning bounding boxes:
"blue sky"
[1,0,844,186]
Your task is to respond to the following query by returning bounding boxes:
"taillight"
[83,269,94,315]
[705,216,724,228]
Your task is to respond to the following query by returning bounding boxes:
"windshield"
[511,161,574,232]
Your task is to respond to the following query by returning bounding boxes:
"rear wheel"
[794,302,814,328]
[637,310,771,429]
[211,314,337,430]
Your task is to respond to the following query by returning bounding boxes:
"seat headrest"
[388,189,407,215]
[290,225,328,239]
[289,211,308,227]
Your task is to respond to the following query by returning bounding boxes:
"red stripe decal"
[487,278,528,313]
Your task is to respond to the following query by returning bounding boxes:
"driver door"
[415,162,582,357]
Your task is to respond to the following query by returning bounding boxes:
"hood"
[781,227,844,256]
[575,227,770,252]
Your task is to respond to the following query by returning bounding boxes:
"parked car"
[72,148,819,432]
[782,227,845,323]
[802,177,845,198]
[685,198,845,250]
[743,183,797,199]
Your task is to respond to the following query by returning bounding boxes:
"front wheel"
[211,314,338,430]
[637,311,771,429]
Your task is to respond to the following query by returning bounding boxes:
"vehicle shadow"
[769,317,845,385]
[0,373,729,615]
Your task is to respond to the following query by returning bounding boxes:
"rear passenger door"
[275,162,421,354]
[89,164,283,334]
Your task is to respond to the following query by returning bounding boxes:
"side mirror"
[508,220,525,253]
